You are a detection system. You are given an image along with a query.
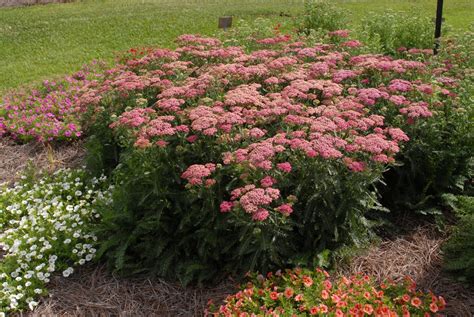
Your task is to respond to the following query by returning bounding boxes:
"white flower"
[28,300,39,310]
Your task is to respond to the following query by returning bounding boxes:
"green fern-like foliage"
[443,196,474,285]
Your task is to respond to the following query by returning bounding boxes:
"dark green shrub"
[380,31,474,213]
[442,195,474,285]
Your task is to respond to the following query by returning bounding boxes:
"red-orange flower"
[294,294,304,302]
[321,289,329,300]
[363,304,374,315]
[411,297,422,308]
[309,306,319,315]
[284,287,294,298]
[270,292,278,300]
[319,304,328,313]
[429,302,439,313]
[331,294,341,303]
[302,275,313,287]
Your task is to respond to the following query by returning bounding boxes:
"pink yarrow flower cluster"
[1,32,455,222]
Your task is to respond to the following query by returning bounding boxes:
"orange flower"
[335,309,344,317]
[303,275,313,287]
[363,291,371,300]
[321,289,329,300]
[319,304,328,313]
[284,287,294,298]
[411,297,422,308]
[363,304,374,315]
[309,306,319,315]
[341,276,351,286]
[331,294,341,303]
[294,294,304,302]
[402,294,410,302]
[270,292,278,300]
[429,302,439,313]
[319,304,329,314]
[336,301,347,308]
[323,280,332,290]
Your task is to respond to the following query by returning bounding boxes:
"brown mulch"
[27,226,474,317]
[339,226,474,317]
[0,139,85,184]
[31,265,236,317]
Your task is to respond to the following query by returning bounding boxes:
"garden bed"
[28,224,474,316]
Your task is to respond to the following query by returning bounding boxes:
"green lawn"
[0,0,472,92]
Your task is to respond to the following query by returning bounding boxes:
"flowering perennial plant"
[0,169,112,312]
[86,31,462,281]
[206,268,446,316]
[2,27,464,282]
[104,32,455,222]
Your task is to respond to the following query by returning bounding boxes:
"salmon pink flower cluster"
[102,33,457,222]
[206,268,446,316]
[0,32,458,225]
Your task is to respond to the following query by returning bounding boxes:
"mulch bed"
[31,265,236,317]
[0,139,85,184]
[339,226,474,317]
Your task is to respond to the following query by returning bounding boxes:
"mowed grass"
[0,0,472,92]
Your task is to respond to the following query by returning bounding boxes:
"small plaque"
[218,16,233,30]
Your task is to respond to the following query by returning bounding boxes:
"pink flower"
[181,164,216,186]
[220,201,234,213]
[134,137,151,148]
[251,208,270,221]
[275,204,293,216]
[276,162,292,173]
[260,176,276,188]
[186,135,198,143]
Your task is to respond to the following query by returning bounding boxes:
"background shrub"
[298,0,348,34]
[361,11,434,55]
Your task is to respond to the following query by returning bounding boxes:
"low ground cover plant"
[206,267,446,316]
[0,169,112,311]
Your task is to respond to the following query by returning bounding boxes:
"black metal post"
[434,0,444,55]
